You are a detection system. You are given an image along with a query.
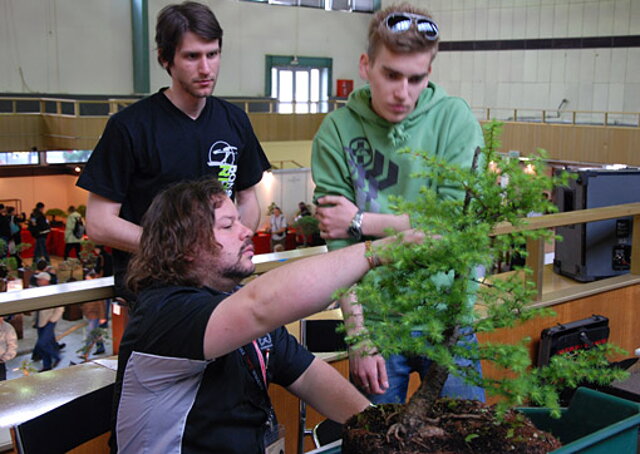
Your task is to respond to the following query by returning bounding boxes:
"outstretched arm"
[203,232,423,359]
[288,358,369,423]
[85,192,141,253]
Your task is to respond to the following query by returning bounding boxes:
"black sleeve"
[136,290,218,360]
[76,115,137,203]
[234,112,271,192]
[269,326,315,387]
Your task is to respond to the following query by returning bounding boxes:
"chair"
[297,318,347,454]
[312,418,343,448]
[12,383,114,453]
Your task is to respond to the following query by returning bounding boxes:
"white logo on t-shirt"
[207,141,238,196]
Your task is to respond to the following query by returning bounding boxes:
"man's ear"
[158,49,171,72]
[358,53,370,81]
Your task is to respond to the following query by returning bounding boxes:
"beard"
[221,260,255,281]
[220,238,255,281]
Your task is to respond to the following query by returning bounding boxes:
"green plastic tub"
[308,387,640,454]
[521,387,640,453]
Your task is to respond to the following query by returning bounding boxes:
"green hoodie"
[312,81,484,252]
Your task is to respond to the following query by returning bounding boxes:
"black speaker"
[553,167,640,282]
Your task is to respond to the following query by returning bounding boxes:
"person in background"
[269,206,287,252]
[80,271,106,357]
[28,202,50,264]
[30,261,63,362]
[0,316,18,381]
[294,201,312,222]
[77,1,270,303]
[33,272,64,372]
[311,3,485,404]
[0,204,10,245]
[6,207,25,268]
[64,205,83,260]
[94,244,114,328]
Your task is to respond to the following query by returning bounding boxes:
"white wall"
[0,0,638,112]
[0,0,132,94]
[408,0,640,113]
[255,168,315,229]
[0,174,88,216]
[0,0,369,97]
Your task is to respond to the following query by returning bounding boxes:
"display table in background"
[252,230,298,254]
[19,227,79,260]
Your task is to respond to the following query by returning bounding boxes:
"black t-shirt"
[77,90,271,285]
[94,250,113,277]
[113,285,314,454]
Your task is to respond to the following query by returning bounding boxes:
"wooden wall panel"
[499,122,640,166]
[269,358,349,454]
[478,284,640,404]
[3,112,639,168]
[41,116,106,150]
[0,115,44,151]
[249,113,325,142]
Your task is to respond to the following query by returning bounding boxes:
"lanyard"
[238,341,270,393]
[252,340,268,385]
[238,340,277,433]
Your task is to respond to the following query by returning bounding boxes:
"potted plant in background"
[331,122,638,454]
[45,208,67,228]
[293,215,321,247]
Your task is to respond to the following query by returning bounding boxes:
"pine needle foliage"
[344,121,628,417]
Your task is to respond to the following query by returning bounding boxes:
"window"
[266,56,331,113]
[0,151,39,166]
[241,0,378,12]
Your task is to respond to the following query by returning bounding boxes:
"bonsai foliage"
[346,121,627,424]
[293,215,320,236]
[45,208,67,219]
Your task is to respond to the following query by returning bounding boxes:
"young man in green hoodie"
[311,3,485,404]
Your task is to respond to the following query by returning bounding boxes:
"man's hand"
[315,195,358,239]
[349,348,389,395]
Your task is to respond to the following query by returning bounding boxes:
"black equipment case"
[553,167,640,282]
[537,315,610,367]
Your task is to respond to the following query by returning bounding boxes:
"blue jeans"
[34,236,50,263]
[36,322,60,369]
[368,330,485,404]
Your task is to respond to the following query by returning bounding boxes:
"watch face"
[348,225,362,240]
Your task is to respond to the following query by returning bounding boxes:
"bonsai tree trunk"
[392,326,462,436]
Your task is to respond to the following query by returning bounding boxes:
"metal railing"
[1,96,638,127]
[2,204,640,317]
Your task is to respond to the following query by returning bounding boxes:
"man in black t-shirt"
[113,178,419,453]
[77,2,270,297]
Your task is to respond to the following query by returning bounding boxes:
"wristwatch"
[347,209,364,241]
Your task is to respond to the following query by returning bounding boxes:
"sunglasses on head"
[384,13,439,40]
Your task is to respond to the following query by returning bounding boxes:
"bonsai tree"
[79,239,97,272]
[0,238,30,285]
[45,207,67,227]
[293,215,320,247]
[342,121,628,453]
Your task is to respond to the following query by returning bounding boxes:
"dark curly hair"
[126,178,226,293]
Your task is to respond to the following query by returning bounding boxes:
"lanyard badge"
[238,335,283,453]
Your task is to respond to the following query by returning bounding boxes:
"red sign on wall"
[336,79,354,98]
